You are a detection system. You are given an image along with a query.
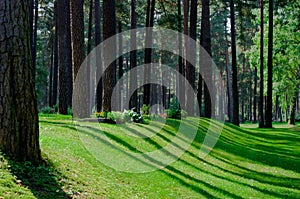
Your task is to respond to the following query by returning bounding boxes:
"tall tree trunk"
[225,39,232,122]
[95,0,103,112]
[265,0,273,128]
[118,21,123,111]
[71,0,89,118]
[0,0,41,163]
[87,0,94,113]
[259,0,264,128]
[32,0,38,79]
[183,0,189,111]
[102,0,116,112]
[52,1,59,107]
[177,0,184,110]
[289,66,300,125]
[129,0,138,110]
[230,0,239,126]
[58,0,73,114]
[200,0,212,118]
[49,40,54,107]
[253,66,258,123]
[144,0,155,106]
[186,0,197,115]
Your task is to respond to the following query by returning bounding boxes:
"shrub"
[53,104,58,113]
[40,106,55,114]
[167,97,180,119]
[141,104,150,115]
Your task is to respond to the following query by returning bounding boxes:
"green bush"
[141,104,150,115]
[40,106,55,114]
[167,97,186,119]
[53,104,58,112]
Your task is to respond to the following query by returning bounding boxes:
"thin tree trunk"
[95,0,103,112]
[230,0,239,126]
[49,40,54,107]
[177,0,184,110]
[87,0,93,113]
[129,0,138,110]
[253,66,258,123]
[0,0,41,163]
[289,66,300,125]
[259,0,264,128]
[32,0,38,79]
[183,0,189,111]
[186,0,197,115]
[265,0,274,128]
[144,0,156,106]
[118,21,123,111]
[52,1,59,107]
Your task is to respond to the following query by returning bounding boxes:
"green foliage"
[167,97,186,119]
[40,106,55,114]
[53,104,58,113]
[141,104,150,115]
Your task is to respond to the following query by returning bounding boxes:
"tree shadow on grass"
[5,154,70,198]
[71,125,245,199]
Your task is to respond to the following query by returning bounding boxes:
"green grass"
[1,114,300,198]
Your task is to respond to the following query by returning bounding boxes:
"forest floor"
[0,114,299,198]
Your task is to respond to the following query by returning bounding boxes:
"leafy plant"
[40,106,55,114]
[141,104,150,115]
[167,97,182,119]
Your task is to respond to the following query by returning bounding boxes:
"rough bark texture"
[58,0,73,114]
[0,0,41,162]
[71,0,89,118]
[230,0,239,126]
[265,0,273,128]
[102,0,116,112]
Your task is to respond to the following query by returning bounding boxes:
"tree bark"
[118,21,123,111]
[230,0,239,126]
[259,0,264,128]
[71,0,89,118]
[87,0,93,113]
[265,0,273,128]
[95,0,103,112]
[186,0,197,115]
[144,0,155,106]
[129,0,138,110]
[177,0,184,111]
[32,0,38,79]
[58,0,73,114]
[183,0,189,111]
[201,0,213,118]
[52,1,59,107]
[253,66,258,123]
[102,0,116,112]
[289,66,300,125]
[0,0,41,163]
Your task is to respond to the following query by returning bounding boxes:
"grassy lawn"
[1,114,300,198]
